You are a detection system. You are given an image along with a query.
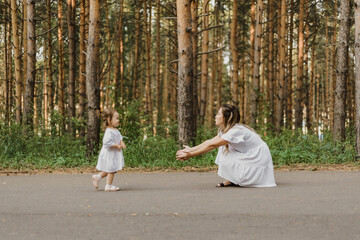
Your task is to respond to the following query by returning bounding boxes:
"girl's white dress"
[96,128,125,173]
[215,124,276,187]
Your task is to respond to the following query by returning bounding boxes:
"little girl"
[92,108,126,191]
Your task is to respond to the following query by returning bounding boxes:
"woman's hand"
[176,146,192,161]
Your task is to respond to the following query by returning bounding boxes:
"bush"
[0,123,358,170]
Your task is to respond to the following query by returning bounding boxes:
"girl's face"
[215,108,224,127]
[109,112,120,128]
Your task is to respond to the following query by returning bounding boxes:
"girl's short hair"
[102,107,117,129]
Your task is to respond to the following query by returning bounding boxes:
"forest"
[0,0,359,170]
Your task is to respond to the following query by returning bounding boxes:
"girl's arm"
[120,140,126,149]
[176,136,228,161]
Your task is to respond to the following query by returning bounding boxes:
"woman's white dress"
[215,124,276,187]
[96,128,125,173]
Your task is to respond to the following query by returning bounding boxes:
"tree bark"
[295,0,304,129]
[144,0,154,132]
[11,0,22,124]
[23,0,36,133]
[105,1,111,108]
[267,0,275,129]
[250,0,263,126]
[287,0,294,128]
[324,15,329,130]
[58,0,65,132]
[132,1,141,99]
[191,0,198,138]
[230,0,238,112]
[199,0,209,125]
[86,0,101,157]
[333,0,350,141]
[67,0,76,136]
[47,0,54,116]
[22,0,27,112]
[330,3,338,130]
[4,3,10,125]
[114,0,123,108]
[275,0,286,133]
[156,0,161,126]
[310,38,316,133]
[176,0,195,146]
[79,0,87,137]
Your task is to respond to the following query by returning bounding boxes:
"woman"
[176,104,276,187]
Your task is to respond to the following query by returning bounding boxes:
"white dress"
[215,124,276,187]
[96,128,125,173]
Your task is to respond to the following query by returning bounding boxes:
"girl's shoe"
[105,185,120,192]
[92,175,101,189]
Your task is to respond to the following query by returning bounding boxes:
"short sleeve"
[102,129,116,148]
[220,126,246,144]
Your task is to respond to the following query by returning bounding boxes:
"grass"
[0,123,359,171]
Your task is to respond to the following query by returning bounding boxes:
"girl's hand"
[120,141,126,149]
[116,145,122,151]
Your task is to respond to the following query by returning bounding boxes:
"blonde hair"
[102,108,117,130]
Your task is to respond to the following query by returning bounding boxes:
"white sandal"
[105,185,120,192]
[92,175,101,189]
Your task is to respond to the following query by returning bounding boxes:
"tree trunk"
[67,0,76,136]
[144,0,153,132]
[43,38,48,131]
[132,1,141,99]
[304,22,310,132]
[287,0,294,128]
[208,2,219,127]
[79,0,87,137]
[330,3,338,130]
[333,0,350,141]
[191,0,198,138]
[295,0,304,129]
[250,0,263,127]
[199,0,209,125]
[267,0,275,129]
[162,34,169,123]
[156,0,161,127]
[23,0,36,133]
[4,4,10,125]
[309,39,316,133]
[275,0,286,133]
[324,15,329,130]
[22,0,27,112]
[11,0,22,124]
[176,0,195,146]
[230,0,238,109]
[105,1,111,108]
[86,0,101,157]
[250,0,255,121]
[47,0,54,116]
[114,0,123,108]
[58,0,65,132]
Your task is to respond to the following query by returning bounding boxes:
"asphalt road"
[1,171,360,240]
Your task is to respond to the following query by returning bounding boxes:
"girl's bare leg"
[100,172,108,178]
[106,173,114,185]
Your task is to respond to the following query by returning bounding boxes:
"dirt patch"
[1,164,359,176]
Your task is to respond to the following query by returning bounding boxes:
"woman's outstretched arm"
[176,136,228,161]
